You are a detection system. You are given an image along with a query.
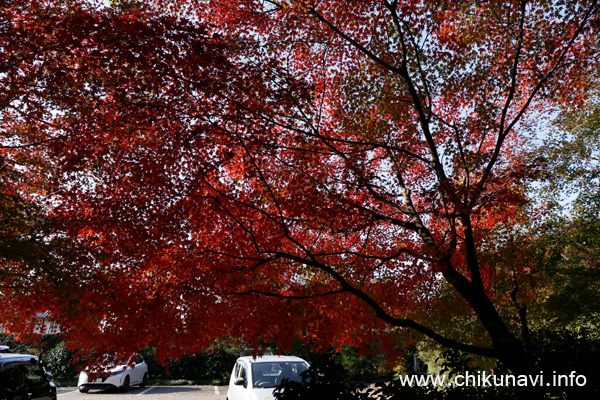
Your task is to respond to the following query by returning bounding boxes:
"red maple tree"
[1,0,599,372]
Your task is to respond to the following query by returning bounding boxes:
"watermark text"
[397,371,587,388]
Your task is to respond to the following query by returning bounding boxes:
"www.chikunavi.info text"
[397,371,587,388]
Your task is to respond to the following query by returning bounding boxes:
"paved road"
[56,386,228,400]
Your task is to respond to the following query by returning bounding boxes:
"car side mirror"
[44,372,53,382]
[234,378,246,387]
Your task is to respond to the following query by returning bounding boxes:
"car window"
[0,364,21,389]
[24,362,45,384]
[251,362,308,388]
[0,360,44,390]
[135,355,144,365]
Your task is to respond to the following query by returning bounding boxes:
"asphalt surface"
[57,386,228,400]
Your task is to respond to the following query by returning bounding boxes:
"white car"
[227,355,309,400]
[77,354,148,393]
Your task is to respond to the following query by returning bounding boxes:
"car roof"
[0,353,38,359]
[0,353,39,369]
[237,355,307,364]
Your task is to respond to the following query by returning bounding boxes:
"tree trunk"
[444,267,532,374]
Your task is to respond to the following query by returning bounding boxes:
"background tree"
[1,0,599,374]
[521,83,600,330]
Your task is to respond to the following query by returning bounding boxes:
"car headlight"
[111,368,125,376]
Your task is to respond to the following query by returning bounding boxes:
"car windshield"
[251,362,308,388]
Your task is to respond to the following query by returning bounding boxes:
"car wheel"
[140,373,148,388]
[121,375,131,392]
[79,388,89,393]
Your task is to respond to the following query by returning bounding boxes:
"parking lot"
[56,386,228,400]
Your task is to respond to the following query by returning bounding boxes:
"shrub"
[43,341,78,379]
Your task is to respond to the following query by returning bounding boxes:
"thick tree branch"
[274,251,497,358]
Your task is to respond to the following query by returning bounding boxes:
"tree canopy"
[1,0,599,373]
